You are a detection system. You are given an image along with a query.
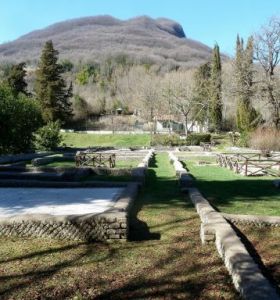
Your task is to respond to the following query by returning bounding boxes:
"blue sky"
[0,0,280,56]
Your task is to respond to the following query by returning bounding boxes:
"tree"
[6,62,28,96]
[73,94,91,120]
[35,40,73,123]
[235,35,260,132]
[0,84,42,154]
[161,71,197,136]
[209,43,223,131]
[254,17,280,129]
[193,62,211,126]
[137,70,160,136]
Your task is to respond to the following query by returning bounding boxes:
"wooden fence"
[216,153,280,176]
[75,152,116,168]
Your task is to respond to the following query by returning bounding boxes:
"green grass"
[115,159,139,168]
[45,160,75,167]
[212,133,232,151]
[185,158,280,216]
[181,155,217,164]
[61,133,151,147]
[0,153,238,299]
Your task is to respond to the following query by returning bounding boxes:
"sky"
[0,0,280,56]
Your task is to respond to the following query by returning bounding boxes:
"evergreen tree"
[193,62,211,125]
[210,43,223,131]
[235,35,259,132]
[6,62,28,96]
[35,40,73,123]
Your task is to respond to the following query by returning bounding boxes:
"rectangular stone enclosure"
[0,183,138,241]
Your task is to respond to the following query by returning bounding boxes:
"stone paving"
[0,187,123,217]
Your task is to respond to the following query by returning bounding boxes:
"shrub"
[60,59,74,72]
[185,133,211,145]
[75,67,90,85]
[150,134,182,146]
[237,131,249,147]
[0,84,42,154]
[34,121,63,151]
[228,131,241,146]
[249,127,280,152]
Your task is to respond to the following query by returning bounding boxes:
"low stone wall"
[168,151,193,188]
[169,152,280,299]
[0,183,139,242]
[32,156,72,166]
[0,166,91,181]
[0,152,51,164]
[32,151,151,166]
[223,213,280,227]
[168,151,187,175]
[190,188,279,300]
[137,149,154,168]
[133,149,154,183]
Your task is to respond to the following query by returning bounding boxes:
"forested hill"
[0,15,212,68]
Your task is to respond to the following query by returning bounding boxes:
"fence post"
[245,159,248,176]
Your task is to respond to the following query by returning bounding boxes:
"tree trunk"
[184,115,188,137]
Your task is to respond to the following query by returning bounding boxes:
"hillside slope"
[0,15,212,67]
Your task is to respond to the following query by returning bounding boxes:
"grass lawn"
[179,155,217,164]
[61,133,151,148]
[236,225,280,288]
[0,153,238,299]
[184,156,280,216]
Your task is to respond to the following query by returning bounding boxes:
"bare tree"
[254,17,280,128]
[136,69,160,136]
[161,71,206,136]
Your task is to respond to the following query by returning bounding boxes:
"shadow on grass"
[0,241,113,298]
[128,165,160,241]
[148,155,157,168]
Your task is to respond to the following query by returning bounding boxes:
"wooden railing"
[75,152,116,168]
[216,153,280,176]
[200,141,216,151]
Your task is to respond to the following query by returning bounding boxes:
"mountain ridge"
[0,15,212,68]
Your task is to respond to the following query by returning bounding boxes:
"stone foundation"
[223,213,280,227]
[0,183,138,242]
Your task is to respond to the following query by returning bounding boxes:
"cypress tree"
[210,43,223,131]
[6,62,28,96]
[35,40,73,123]
[235,35,259,132]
